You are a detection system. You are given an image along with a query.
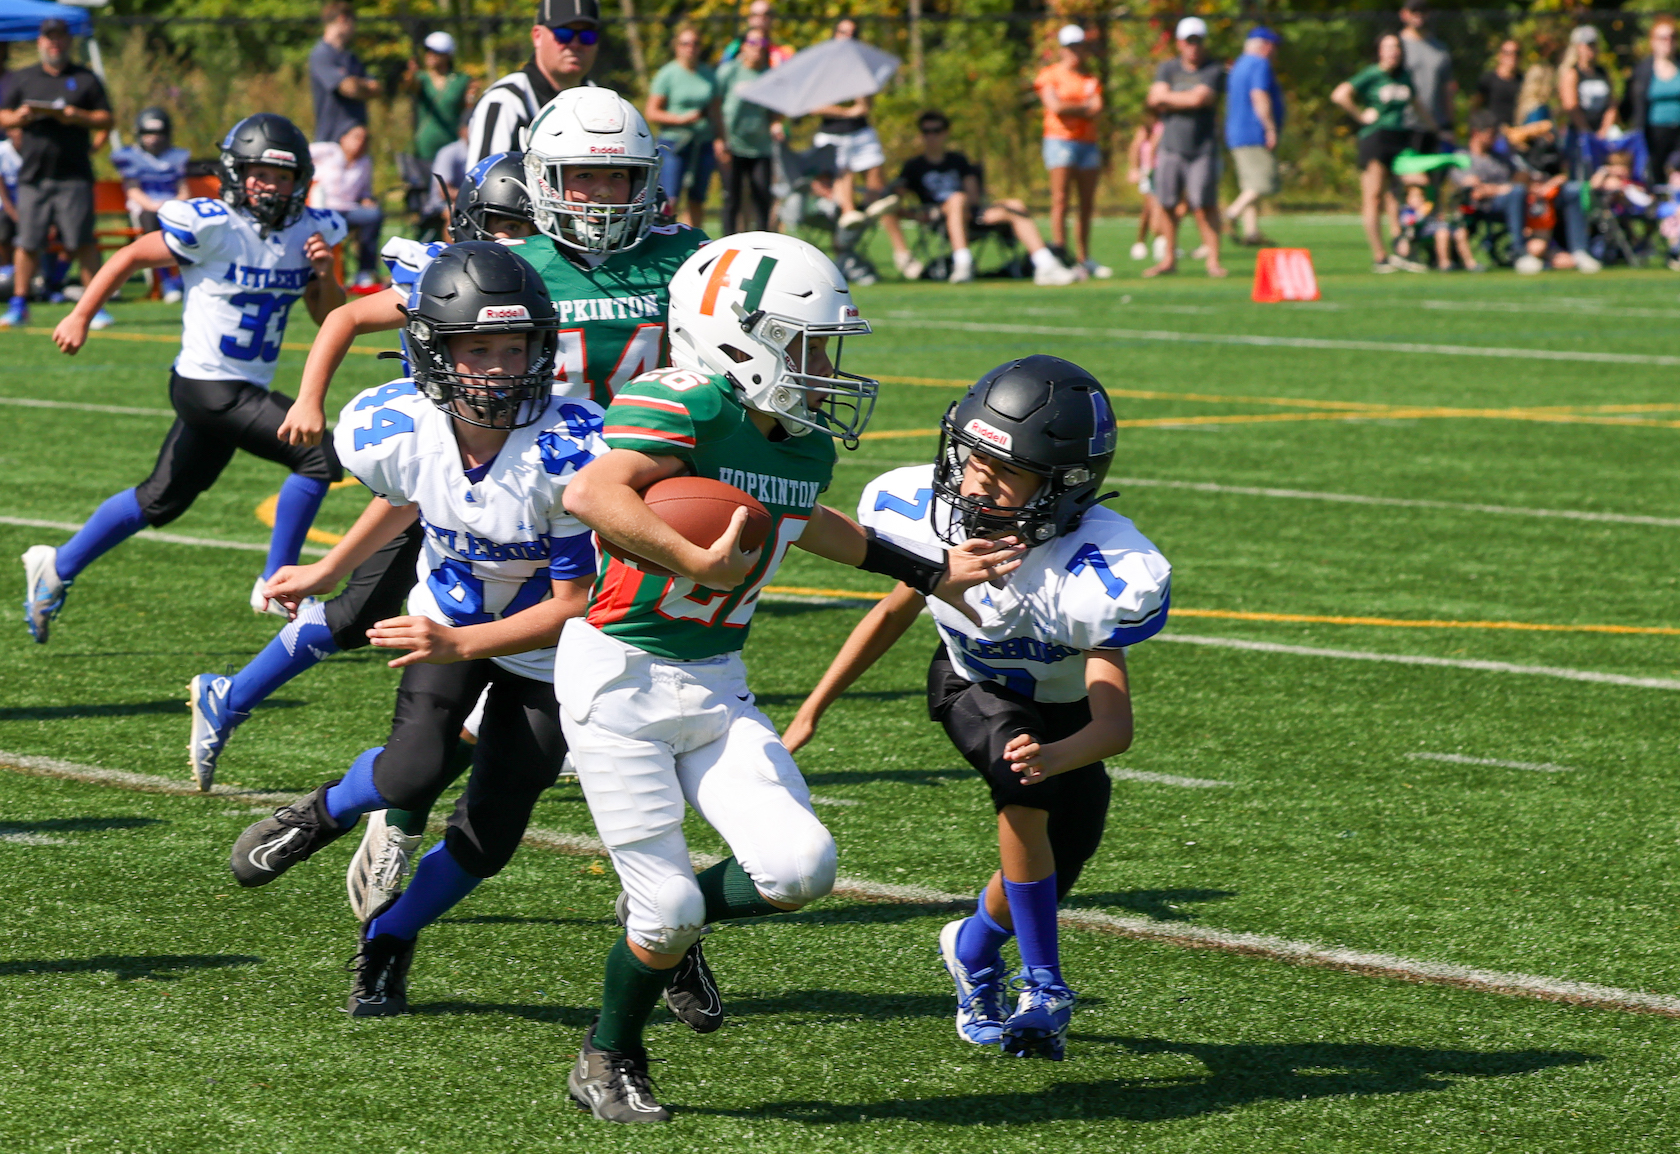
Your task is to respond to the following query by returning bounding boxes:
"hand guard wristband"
[860,527,947,596]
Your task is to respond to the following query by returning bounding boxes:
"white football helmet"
[521,87,660,255]
[668,233,878,445]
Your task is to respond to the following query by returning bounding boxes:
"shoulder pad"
[1055,511,1172,650]
[156,197,232,263]
[857,464,938,530]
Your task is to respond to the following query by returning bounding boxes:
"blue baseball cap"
[1248,26,1281,42]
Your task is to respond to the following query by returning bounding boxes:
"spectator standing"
[310,122,383,287]
[310,1,380,144]
[1035,24,1108,278]
[405,32,477,164]
[0,19,114,330]
[1223,26,1284,247]
[1332,32,1434,273]
[111,107,189,303]
[714,33,781,235]
[647,24,720,230]
[1126,112,1162,261]
[720,1,794,68]
[810,18,897,231]
[1399,0,1455,148]
[1144,17,1224,278]
[0,124,20,275]
[469,0,600,165]
[1559,25,1617,156]
[1476,40,1522,127]
[1627,18,1680,184]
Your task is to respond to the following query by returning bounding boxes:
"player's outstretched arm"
[279,288,407,446]
[1005,649,1134,785]
[783,582,926,754]
[367,575,592,667]
[301,232,348,325]
[52,232,177,354]
[264,496,418,612]
[564,449,762,591]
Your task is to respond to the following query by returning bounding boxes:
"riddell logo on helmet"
[965,418,1012,451]
[477,305,532,321]
[259,149,296,165]
[588,145,626,154]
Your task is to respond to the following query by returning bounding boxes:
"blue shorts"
[657,136,716,204]
[1042,137,1101,171]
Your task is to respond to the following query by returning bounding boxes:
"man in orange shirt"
[1034,25,1110,279]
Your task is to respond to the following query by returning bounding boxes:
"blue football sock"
[227,601,340,715]
[264,474,331,579]
[57,488,146,582]
[954,886,1013,975]
[324,747,387,828]
[1003,874,1062,983]
[368,842,481,941]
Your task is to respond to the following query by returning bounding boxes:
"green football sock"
[388,740,476,837]
[696,856,781,924]
[591,935,674,1056]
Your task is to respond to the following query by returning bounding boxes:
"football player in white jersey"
[227,241,608,1016]
[25,114,347,645]
[787,356,1172,1062]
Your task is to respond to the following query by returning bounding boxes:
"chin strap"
[859,528,947,595]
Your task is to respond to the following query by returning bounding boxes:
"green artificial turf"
[2,216,1679,1151]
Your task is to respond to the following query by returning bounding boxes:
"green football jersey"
[503,224,707,407]
[587,367,839,660]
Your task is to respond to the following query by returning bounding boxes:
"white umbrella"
[732,37,900,118]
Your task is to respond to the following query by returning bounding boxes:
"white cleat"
[21,545,67,644]
[347,810,426,924]
[249,574,292,617]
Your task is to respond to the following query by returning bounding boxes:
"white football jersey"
[334,380,607,682]
[158,198,348,387]
[859,464,1172,703]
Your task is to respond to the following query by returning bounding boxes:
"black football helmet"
[405,241,560,430]
[932,355,1118,545]
[218,113,313,236]
[136,106,172,138]
[452,152,535,241]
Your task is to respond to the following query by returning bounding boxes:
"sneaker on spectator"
[1386,253,1428,273]
[949,260,975,285]
[1513,254,1544,275]
[0,299,27,327]
[864,193,899,219]
[1081,259,1113,279]
[893,250,925,282]
[163,289,184,304]
[1189,244,1209,260]
[89,308,114,330]
[837,209,866,230]
[1130,242,1148,261]
[1372,258,1397,274]
[1464,262,1488,273]
[1571,251,1602,274]
[1033,262,1078,286]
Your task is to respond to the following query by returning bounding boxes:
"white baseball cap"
[1176,16,1208,40]
[1057,23,1086,47]
[424,31,457,55]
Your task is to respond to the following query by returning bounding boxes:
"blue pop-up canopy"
[0,0,93,41]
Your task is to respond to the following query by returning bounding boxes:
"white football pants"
[555,618,837,955]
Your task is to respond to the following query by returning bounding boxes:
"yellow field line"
[764,584,889,601]
[253,478,361,547]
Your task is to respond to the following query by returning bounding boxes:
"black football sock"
[591,935,674,1056]
[696,856,782,924]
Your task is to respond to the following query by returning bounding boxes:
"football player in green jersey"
[190,88,713,944]
[557,232,1026,1123]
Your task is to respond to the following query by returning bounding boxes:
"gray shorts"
[1231,145,1279,196]
[15,178,96,252]
[1153,149,1220,211]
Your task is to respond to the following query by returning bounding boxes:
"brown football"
[604,476,773,578]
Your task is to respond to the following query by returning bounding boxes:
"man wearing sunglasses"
[469,0,601,165]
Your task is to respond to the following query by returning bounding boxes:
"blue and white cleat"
[21,545,67,644]
[1000,967,1077,1061]
[937,918,1007,1046]
[188,674,248,792]
[0,299,28,329]
[88,308,114,331]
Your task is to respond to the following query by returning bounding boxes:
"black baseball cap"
[539,0,599,27]
[38,17,71,36]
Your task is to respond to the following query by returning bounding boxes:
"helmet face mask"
[930,356,1117,546]
[406,242,561,431]
[521,89,660,256]
[730,309,876,445]
[218,114,313,237]
[452,152,536,242]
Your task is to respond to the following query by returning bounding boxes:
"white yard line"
[1116,477,1680,528]
[1406,752,1575,773]
[1421,299,1680,321]
[0,396,174,418]
[1158,634,1680,691]
[882,315,1680,368]
[5,747,1677,1018]
[0,516,327,557]
[1109,768,1235,788]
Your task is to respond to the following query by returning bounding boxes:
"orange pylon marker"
[1252,248,1320,302]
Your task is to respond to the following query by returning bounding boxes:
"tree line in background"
[12,0,1673,211]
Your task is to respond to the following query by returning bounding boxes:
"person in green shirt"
[404,31,477,163]
[714,34,783,233]
[647,23,722,229]
[1333,32,1439,272]
[556,232,1023,1123]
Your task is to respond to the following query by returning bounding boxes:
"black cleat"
[614,889,723,1033]
[346,915,416,1017]
[230,781,353,887]
[568,1030,671,1123]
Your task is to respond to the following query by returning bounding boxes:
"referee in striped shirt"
[468,0,601,165]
